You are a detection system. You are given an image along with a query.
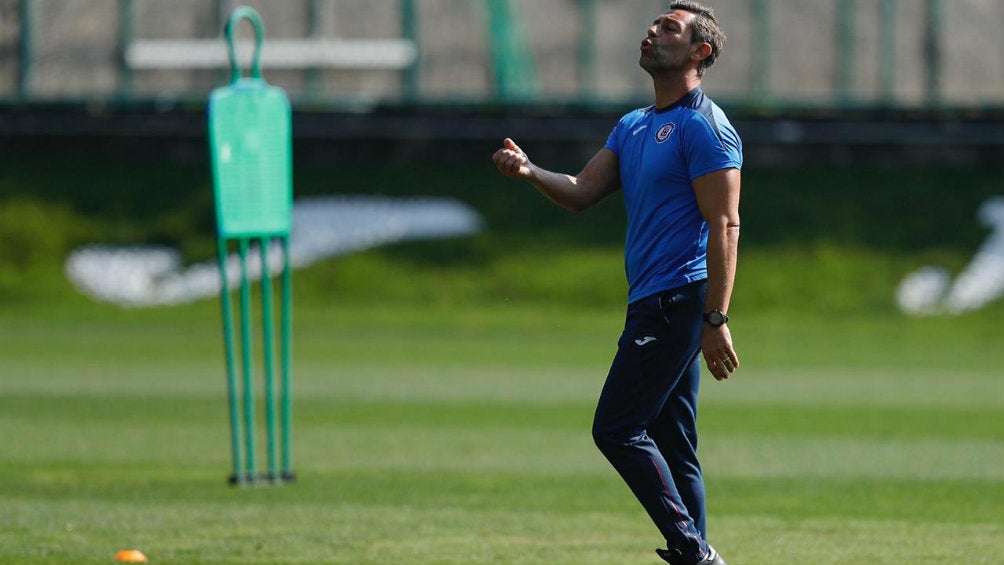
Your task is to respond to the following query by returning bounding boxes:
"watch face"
[705,310,727,326]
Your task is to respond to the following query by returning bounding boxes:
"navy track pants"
[592,280,709,559]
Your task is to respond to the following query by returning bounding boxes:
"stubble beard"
[640,51,685,78]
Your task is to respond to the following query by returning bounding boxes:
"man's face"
[639,9,698,73]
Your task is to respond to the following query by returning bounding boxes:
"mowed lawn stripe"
[2,470,1001,565]
[712,514,1004,565]
[2,391,999,440]
[1,463,999,525]
[700,403,1003,440]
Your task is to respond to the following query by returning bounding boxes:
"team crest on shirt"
[655,123,676,143]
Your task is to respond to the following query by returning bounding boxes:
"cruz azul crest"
[655,123,676,143]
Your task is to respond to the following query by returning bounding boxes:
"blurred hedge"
[1,148,1001,311]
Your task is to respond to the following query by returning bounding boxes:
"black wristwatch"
[703,309,729,327]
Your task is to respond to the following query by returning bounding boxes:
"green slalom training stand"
[208,5,294,487]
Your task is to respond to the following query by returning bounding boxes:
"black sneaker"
[655,545,727,565]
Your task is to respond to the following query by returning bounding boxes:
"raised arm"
[693,167,741,381]
[492,138,620,212]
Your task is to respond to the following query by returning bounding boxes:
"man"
[491,2,741,564]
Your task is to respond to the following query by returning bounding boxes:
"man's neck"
[651,72,703,110]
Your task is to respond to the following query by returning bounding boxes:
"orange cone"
[114,549,148,562]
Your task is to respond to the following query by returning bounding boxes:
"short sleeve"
[683,111,743,180]
[604,123,622,156]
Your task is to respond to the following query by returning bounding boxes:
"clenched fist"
[492,138,533,180]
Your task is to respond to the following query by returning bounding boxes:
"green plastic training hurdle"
[208,6,294,486]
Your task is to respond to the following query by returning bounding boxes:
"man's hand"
[492,138,533,180]
[702,324,738,381]
[491,138,619,212]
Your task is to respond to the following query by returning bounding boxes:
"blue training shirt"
[604,88,743,303]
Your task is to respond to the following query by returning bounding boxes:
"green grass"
[0,289,1002,564]
[3,137,1003,563]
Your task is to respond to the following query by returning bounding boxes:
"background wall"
[2,0,1003,108]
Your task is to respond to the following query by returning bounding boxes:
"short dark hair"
[669,1,726,77]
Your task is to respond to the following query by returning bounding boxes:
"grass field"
[4,116,1004,563]
[1,277,1002,564]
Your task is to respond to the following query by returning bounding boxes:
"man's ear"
[692,42,712,63]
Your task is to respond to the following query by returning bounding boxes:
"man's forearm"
[704,223,740,313]
[515,148,619,213]
[524,166,593,212]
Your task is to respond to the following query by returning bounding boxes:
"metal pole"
[118,0,134,99]
[216,0,232,86]
[259,238,279,482]
[835,0,855,105]
[217,238,244,486]
[307,0,323,98]
[923,0,942,107]
[577,0,597,102]
[750,0,771,101]
[217,0,230,31]
[878,0,897,104]
[399,0,420,101]
[280,235,294,482]
[18,0,33,99]
[484,0,536,101]
[237,238,257,483]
